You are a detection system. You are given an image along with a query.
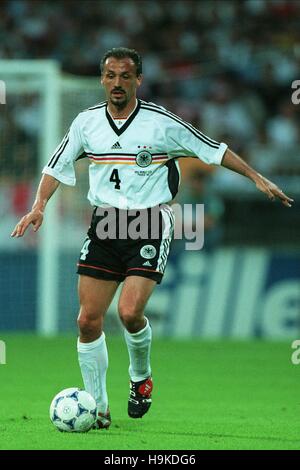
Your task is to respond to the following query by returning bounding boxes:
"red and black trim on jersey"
[86,152,168,165]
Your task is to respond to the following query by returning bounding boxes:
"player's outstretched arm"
[221,149,294,208]
[11,174,60,238]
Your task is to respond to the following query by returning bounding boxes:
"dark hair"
[100,47,142,76]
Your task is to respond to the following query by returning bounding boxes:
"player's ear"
[136,74,143,88]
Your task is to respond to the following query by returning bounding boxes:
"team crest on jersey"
[140,245,157,259]
[136,150,152,167]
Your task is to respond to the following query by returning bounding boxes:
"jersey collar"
[105,99,141,136]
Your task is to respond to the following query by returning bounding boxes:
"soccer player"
[11,47,293,429]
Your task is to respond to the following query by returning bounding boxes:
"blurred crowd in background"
[0,0,299,247]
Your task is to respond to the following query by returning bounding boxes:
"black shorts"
[77,205,174,284]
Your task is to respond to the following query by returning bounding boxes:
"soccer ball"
[50,388,97,432]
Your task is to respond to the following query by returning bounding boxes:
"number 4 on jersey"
[110,169,121,190]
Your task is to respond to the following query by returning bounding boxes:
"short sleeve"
[42,115,83,186]
[165,117,227,165]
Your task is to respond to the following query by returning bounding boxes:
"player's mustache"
[111,88,125,93]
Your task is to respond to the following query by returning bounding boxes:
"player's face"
[101,57,142,109]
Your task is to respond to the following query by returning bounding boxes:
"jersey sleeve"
[42,115,83,186]
[165,117,227,165]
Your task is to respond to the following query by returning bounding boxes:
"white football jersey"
[43,99,227,209]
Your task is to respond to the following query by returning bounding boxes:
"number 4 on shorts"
[80,238,91,260]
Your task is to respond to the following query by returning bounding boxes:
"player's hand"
[254,175,294,208]
[11,209,44,238]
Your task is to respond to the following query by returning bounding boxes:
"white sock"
[124,317,152,382]
[77,333,108,414]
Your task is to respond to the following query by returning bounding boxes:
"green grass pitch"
[0,334,299,450]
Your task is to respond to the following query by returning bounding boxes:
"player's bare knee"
[118,303,144,332]
[77,312,102,339]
